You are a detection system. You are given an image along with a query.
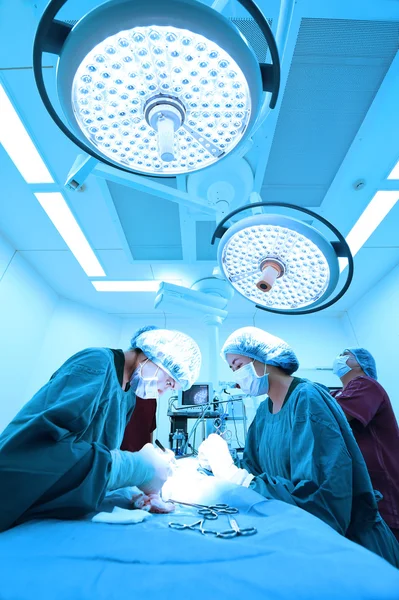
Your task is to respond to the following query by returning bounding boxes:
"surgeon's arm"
[334,378,384,426]
[108,444,172,494]
[0,367,116,527]
[243,415,353,535]
[45,361,171,494]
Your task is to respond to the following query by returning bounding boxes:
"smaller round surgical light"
[218,214,340,312]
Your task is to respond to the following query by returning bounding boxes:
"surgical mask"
[332,355,351,378]
[232,361,269,397]
[130,359,160,399]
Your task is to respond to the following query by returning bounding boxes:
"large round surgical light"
[212,203,354,315]
[69,26,251,174]
[33,0,280,177]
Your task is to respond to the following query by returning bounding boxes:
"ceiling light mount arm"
[236,0,280,107]
[212,202,354,316]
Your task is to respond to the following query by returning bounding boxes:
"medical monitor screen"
[181,383,212,407]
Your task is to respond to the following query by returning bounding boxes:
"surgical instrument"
[155,439,166,453]
[168,519,236,538]
[167,500,239,520]
[226,514,257,537]
[168,515,257,538]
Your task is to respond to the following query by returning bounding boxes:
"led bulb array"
[72,25,251,174]
[221,224,331,309]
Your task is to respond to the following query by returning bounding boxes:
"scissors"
[168,499,239,520]
[168,516,257,539]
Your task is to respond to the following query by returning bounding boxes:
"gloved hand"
[198,434,235,479]
[155,447,176,466]
[130,489,175,513]
[136,443,174,495]
[108,444,173,494]
[198,434,254,486]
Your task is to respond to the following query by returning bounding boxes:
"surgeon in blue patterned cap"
[220,326,299,396]
[0,325,201,534]
[198,327,399,567]
[129,325,201,395]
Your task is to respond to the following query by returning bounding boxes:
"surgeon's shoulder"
[291,379,336,420]
[55,347,113,377]
[290,378,318,397]
[347,375,383,395]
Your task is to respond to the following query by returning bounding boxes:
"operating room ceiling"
[0,0,398,317]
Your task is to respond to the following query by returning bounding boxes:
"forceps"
[225,514,257,537]
[168,499,239,520]
[168,516,257,539]
[168,519,238,538]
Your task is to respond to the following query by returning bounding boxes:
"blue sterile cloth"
[0,475,398,600]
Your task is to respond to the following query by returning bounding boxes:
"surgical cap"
[221,326,299,375]
[130,326,201,391]
[345,347,377,380]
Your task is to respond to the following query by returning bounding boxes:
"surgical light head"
[212,202,354,315]
[33,0,280,177]
[218,214,339,311]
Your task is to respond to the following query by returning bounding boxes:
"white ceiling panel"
[0,1,398,320]
[333,247,399,311]
[262,18,398,207]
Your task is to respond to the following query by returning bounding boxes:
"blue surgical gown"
[0,348,136,532]
[241,378,399,567]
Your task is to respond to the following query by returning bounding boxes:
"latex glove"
[146,494,175,514]
[197,448,211,471]
[137,443,174,495]
[108,444,173,494]
[130,490,174,513]
[198,434,254,487]
[155,447,177,466]
[131,489,148,509]
[198,434,235,479]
